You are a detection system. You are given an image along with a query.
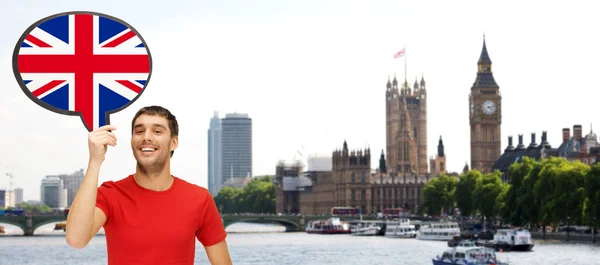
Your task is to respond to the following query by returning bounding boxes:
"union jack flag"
[14,12,151,131]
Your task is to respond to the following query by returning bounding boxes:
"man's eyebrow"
[134,123,167,129]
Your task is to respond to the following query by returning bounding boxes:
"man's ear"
[171,136,179,152]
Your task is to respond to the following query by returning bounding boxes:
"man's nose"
[142,131,153,141]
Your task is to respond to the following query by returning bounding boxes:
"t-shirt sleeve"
[95,183,111,221]
[196,193,227,247]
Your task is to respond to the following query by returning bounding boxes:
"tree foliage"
[7,202,52,214]
[454,170,482,217]
[422,156,600,228]
[213,175,276,214]
[472,170,508,220]
[421,174,457,216]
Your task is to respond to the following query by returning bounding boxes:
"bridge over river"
[0,214,436,235]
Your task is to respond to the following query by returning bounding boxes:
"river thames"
[1,223,599,265]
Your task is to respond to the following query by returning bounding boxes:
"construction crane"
[4,172,14,208]
[6,172,13,191]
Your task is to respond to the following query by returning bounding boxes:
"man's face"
[131,114,178,170]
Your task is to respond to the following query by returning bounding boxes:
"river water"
[0,223,599,265]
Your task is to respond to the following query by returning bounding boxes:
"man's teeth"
[141,148,155,152]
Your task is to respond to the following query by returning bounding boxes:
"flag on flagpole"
[393,48,405,58]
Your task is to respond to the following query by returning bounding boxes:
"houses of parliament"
[275,38,502,215]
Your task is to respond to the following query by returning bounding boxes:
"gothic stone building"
[272,41,510,216]
[274,71,448,215]
[274,140,442,215]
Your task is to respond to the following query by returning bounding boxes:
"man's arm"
[65,125,116,249]
[205,240,232,265]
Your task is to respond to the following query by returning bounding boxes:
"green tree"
[18,202,52,214]
[214,187,244,214]
[586,163,600,228]
[534,157,569,226]
[421,174,457,216]
[238,177,276,213]
[517,158,547,228]
[213,175,276,214]
[502,157,535,226]
[554,160,588,225]
[473,170,506,220]
[454,170,482,217]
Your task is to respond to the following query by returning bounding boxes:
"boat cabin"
[438,246,498,264]
[493,228,533,245]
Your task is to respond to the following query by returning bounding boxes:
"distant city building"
[549,125,600,164]
[4,190,14,208]
[208,111,223,196]
[14,188,23,205]
[221,113,253,189]
[48,169,85,207]
[0,189,5,208]
[274,161,305,214]
[40,176,68,208]
[493,124,600,182]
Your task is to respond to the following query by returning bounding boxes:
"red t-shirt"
[95,174,227,265]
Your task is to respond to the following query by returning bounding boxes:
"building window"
[361,171,366,183]
[351,173,356,183]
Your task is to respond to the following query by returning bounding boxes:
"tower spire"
[478,37,492,65]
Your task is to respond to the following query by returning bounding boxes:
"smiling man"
[66,105,232,265]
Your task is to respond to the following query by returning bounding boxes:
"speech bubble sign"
[12,11,152,132]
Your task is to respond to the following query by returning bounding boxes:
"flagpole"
[404,45,407,85]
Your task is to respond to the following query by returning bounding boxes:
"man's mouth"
[140,147,158,153]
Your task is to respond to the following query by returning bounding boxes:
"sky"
[0,0,599,201]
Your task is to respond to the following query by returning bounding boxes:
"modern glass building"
[208,111,222,196]
[220,113,253,189]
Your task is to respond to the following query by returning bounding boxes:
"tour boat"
[432,240,509,265]
[384,218,417,238]
[417,221,461,241]
[305,218,351,234]
[479,228,534,251]
[350,221,384,236]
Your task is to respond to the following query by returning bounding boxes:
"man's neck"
[134,166,174,191]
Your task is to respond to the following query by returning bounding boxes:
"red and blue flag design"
[13,12,152,132]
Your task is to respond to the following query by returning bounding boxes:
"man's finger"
[98,125,117,132]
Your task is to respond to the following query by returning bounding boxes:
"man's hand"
[88,125,117,163]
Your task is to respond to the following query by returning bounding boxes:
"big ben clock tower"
[469,37,502,174]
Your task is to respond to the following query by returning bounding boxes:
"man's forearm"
[65,159,102,248]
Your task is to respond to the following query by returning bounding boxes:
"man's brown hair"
[131,106,179,157]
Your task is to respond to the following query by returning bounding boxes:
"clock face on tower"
[482,100,496,115]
